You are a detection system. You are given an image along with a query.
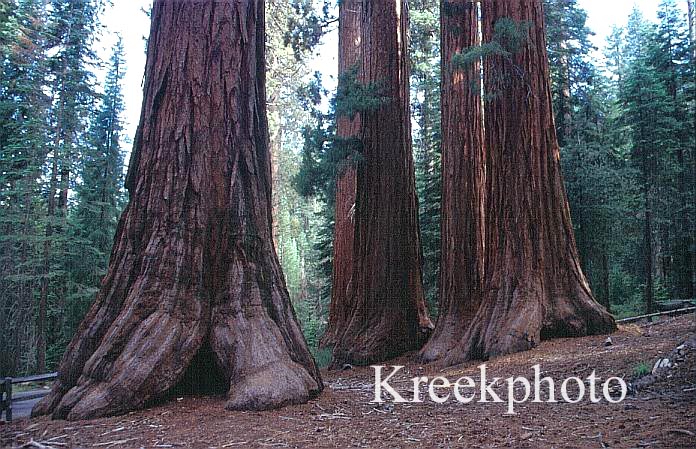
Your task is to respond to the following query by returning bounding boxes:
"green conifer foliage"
[65,38,126,339]
[410,0,441,313]
[38,0,102,371]
[0,0,49,375]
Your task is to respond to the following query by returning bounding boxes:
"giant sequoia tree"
[420,0,485,362]
[332,0,433,365]
[426,0,615,366]
[320,0,361,350]
[33,0,321,420]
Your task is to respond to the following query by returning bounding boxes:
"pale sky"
[93,0,688,146]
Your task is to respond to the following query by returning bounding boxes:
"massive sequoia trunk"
[33,0,321,421]
[332,0,434,366]
[320,0,361,350]
[429,0,615,367]
[420,0,485,363]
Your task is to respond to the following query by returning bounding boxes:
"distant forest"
[1,0,694,377]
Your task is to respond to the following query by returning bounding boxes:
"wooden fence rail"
[0,372,56,422]
[616,306,696,324]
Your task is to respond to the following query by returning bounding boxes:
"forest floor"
[2,315,695,449]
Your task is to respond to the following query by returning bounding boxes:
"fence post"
[4,377,11,422]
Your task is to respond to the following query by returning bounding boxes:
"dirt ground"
[2,314,695,449]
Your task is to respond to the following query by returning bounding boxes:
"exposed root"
[225,361,320,411]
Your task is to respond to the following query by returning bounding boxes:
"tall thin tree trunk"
[433,0,615,366]
[689,0,696,298]
[657,225,669,284]
[269,99,282,250]
[674,144,693,298]
[58,154,69,214]
[689,0,695,60]
[558,39,572,147]
[332,0,433,366]
[645,202,655,314]
[420,0,484,363]
[320,0,361,350]
[636,79,655,313]
[37,88,65,374]
[37,159,55,374]
[33,0,321,421]
[601,251,611,313]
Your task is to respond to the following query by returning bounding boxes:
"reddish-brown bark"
[332,0,434,366]
[32,0,321,421]
[431,0,615,367]
[320,0,361,350]
[420,0,485,363]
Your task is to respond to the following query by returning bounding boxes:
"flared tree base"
[420,273,616,367]
[33,315,322,421]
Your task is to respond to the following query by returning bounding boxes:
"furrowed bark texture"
[32,0,322,421]
[420,0,485,363]
[320,0,361,350]
[332,0,434,366]
[435,0,615,367]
